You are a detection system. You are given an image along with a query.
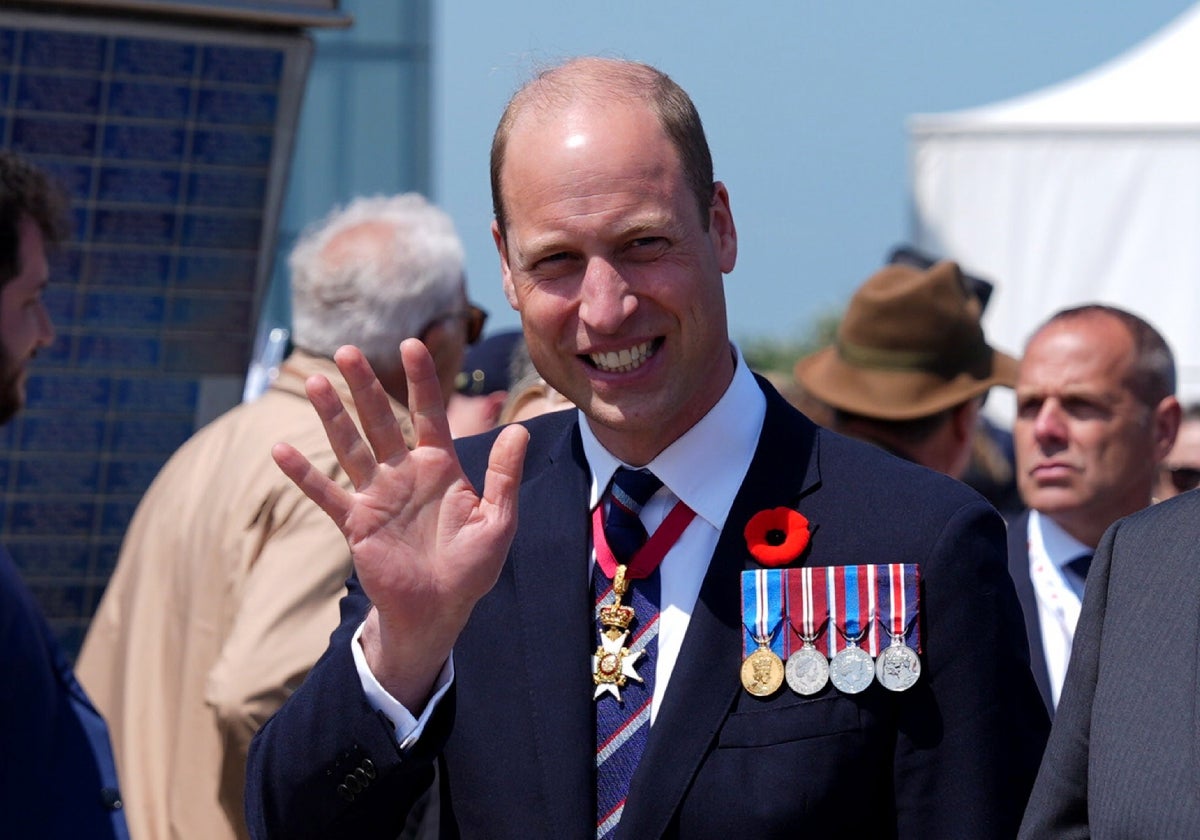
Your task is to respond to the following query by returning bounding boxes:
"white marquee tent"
[909,4,1200,415]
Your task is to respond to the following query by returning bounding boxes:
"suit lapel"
[620,385,821,837]
[509,423,596,839]
[1007,510,1054,712]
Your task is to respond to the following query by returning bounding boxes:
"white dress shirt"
[1026,510,1091,708]
[354,347,766,745]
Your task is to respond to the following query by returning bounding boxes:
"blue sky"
[433,0,1195,346]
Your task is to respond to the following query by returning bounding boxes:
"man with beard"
[0,150,130,838]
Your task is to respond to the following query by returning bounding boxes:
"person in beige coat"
[76,194,483,840]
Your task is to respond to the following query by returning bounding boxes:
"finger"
[272,442,353,526]
[401,338,454,448]
[479,424,530,528]
[334,345,409,463]
[305,372,382,488]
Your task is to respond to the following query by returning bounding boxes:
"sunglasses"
[430,303,488,345]
[1163,465,1200,494]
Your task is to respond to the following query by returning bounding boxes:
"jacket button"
[361,758,376,779]
[344,774,363,794]
[100,787,123,810]
[337,783,355,802]
[354,767,372,786]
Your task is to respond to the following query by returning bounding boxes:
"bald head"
[489,57,714,241]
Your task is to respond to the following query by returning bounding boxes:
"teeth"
[590,341,655,373]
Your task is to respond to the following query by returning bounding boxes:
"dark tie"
[594,467,663,838]
[1064,552,1092,599]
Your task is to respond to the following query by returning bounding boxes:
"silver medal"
[875,639,921,692]
[785,645,830,696]
[829,644,874,694]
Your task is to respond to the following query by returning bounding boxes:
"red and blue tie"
[594,467,663,838]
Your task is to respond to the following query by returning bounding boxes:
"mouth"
[585,339,661,373]
[1030,461,1076,479]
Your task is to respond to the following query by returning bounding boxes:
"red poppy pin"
[744,507,811,567]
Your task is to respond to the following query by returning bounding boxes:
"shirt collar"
[1030,509,1092,570]
[579,345,765,532]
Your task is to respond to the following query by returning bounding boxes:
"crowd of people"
[2,53,1199,840]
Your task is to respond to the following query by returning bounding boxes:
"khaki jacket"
[77,351,413,840]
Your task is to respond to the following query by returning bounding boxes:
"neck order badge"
[592,468,694,838]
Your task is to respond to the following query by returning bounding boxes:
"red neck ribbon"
[592,498,697,582]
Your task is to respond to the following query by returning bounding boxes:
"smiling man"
[247,57,1048,840]
[1008,304,1180,713]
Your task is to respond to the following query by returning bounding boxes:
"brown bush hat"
[793,261,1018,421]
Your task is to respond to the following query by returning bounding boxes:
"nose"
[35,300,55,349]
[577,258,636,334]
[1032,400,1067,448]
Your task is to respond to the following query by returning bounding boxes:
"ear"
[483,390,507,426]
[1152,395,1183,460]
[492,219,519,310]
[709,181,738,274]
[951,398,981,443]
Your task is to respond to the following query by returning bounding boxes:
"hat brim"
[794,346,1018,421]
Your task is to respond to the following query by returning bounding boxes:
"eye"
[1061,397,1108,420]
[1015,397,1042,419]
[528,251,580,278]
[626,237,668,259]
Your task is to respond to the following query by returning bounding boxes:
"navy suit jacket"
[1019,490,1200,838]
[247,381,1049,839]
[0,546,129,839]
[1007,510,1055,713]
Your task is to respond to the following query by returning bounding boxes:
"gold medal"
[740,641,785,697]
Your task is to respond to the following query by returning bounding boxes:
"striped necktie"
[594,467,662,838]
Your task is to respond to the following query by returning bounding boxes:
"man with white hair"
[76,194,481,840]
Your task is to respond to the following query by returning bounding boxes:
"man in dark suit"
[1019,488,1200,838]
[1008,305,1179,713]
[245,57,1049,839]
[0,151,130,837]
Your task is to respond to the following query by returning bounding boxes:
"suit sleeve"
[204,474,353,831]
[894,500,1051,839]
[244,570,450,840]
[1016,518,1117,839]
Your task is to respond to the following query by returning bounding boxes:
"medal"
[874,562,921,691]
[740,569,785,697]
[828,565,875,694]
[785,566,830,695]
[875,637,921,692]
[785,641,829,696]
[592,565,644,701]
[591,496,697,702]
[829,628,874,694]
[591,565,641,699]
[741,640,785,697]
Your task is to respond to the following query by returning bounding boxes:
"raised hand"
[272,339,530,709]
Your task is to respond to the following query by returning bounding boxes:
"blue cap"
[455,330,523,396]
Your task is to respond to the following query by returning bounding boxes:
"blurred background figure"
[793,260,1017,480]
[499,337,572,425]
[0,150,129,838]
[1008,304,1179,715]
[885,245,1021,514]
[446,328,521,437]
[76,194,474,840]
[1155,402,1200,501]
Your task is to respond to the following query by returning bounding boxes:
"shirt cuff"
[351,620,454,751]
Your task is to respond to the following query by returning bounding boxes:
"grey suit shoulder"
[1020,491,1200,839]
